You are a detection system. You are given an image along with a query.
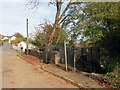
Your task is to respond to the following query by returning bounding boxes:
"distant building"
[1,36,10,40]
[8,36,16,43]
[1,36,17,43]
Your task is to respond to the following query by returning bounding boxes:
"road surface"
[1,43,77,88]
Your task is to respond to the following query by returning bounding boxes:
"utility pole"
[64,40,67,71]
[26,18,29,55]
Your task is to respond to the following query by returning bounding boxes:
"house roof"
[3,36,12,39]
[3,36,17,39]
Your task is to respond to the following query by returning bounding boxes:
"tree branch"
[59,2,82,24]
[58,1,71,23]
[59,14,69,24]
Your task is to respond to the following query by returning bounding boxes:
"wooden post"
[64,40,67,71]
[74,48,76,72]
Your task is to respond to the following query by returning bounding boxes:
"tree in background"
[13,32,23,38]
[12,32,26,44]
[32,21,67,48]
[11,38,23,44]
[64,2,120,72]
[81,2,119,56]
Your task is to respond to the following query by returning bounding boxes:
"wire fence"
[25,46,104,73]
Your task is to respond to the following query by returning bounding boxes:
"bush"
[0,40,3,46]
[3,39,9,42]
[100,48,120,73]
[106,56,120,72]
[11,38,23,44]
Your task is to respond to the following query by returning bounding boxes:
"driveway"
[1,43,77,88]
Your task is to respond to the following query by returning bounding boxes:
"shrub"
[106,56,120,72]
[11,38,23,44]
[100,48,120,73]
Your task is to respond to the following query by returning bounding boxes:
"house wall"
[9,36,16,43]
[2,37,9,40]
[10,36,16,41]
[18,41,35,52]
[18,41,27,52]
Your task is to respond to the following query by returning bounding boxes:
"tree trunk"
[48,1,62,45]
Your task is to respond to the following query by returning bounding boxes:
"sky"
[0,0,119,37]
[0,0,56,37]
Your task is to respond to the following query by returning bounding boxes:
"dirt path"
[2,43,77,88]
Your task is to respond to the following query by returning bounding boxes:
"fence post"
[74,47,76,72]
[64,40,67,71]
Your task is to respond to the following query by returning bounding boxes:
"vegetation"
[63,2,120,72]
[26,0,82,45]
[13,32,23,38]
[104,72,120,88]
[11,37,23,44]
[26,1,120,87]
[11,32,26,44]
[32,21,67,48]
[0,40,3,46]
[3,39,9,42]
[63,2,120,87]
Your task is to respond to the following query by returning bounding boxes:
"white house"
[1,36,9,40]
[8,36,16,43]
[1,36,16,43]
[11,36,16,41]
[17,41,35,52]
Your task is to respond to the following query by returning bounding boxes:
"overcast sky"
[0,0,56,37]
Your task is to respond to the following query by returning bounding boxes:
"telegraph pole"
[26,18,29,55]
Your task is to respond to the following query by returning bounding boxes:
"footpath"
[17,54,106,89]
[43,64,105,88]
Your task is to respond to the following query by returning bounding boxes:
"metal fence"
[25,46,103,73]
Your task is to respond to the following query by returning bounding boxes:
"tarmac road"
[1,43,77,88]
